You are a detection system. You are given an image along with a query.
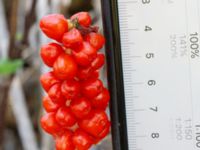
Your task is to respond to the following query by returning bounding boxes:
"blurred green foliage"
[0,59,23,75]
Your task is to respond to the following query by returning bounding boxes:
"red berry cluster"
[39,12,111,150]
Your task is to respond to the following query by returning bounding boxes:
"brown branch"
[3,0,12,32]
[21,0,38,46]
[0,0,19,148]
[0,76,13,149]
[8,0,20,59]
[67,0,93,16]
[70,19,99,35]
[77,25,99,36]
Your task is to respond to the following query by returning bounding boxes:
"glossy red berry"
[89,70,99,80]
[40,112,61,135]
[91,53,105,70]
[81,78,103,98]
[70,12,91,27]
[61,79,80,100]
[72,42,97,67]
[84,32,105,50]
[70,97,92,119]
[77,67,99,81]
[55,130,75,150]
[40,14,68,42]
[48,83,65,105]
[42,95,59,112]
[40,43,64,67]
[94,121,111,143]
[56,107,77,127]
[72,129,94,150]
[62,28,83,49]
[77,54,103,80]
[79,110,110,138]
[40,72,60,92]
[77,67,93,80]
[91,88,110,110]
[53,53,78,80]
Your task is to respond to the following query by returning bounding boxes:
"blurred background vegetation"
[0,0,112,149]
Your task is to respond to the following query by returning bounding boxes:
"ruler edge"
[101,0,129,150]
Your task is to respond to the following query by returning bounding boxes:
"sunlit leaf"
[0,59,23,75]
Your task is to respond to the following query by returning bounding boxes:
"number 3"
[142,0,150,4]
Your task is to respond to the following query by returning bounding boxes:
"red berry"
[93,121,111,144]
[91,88,110,110]
[98,121,110,140]
[62,28,83,49]
[70,12,91,27]
[77,67,100,81]
[72,129,94,150]
[77,53,103,80]
[42,95,59,112]
[89,70,99,80]
[81,78,103,98]
[72,42,97,67]
[79,110,110,139]
[91,53,105,70]
[56,107,77,127]
[40,14,68,42]
[77,67,93,80]
[55,130,75,150]
[40,112,61,135]
[84,32,105,50]
[48,83,65,105]
[61,79,80,100]
[40,72,60,92]
[70,97,92,119]
[40,43,64,67]
[53,53,78,80]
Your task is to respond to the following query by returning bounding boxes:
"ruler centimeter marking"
[116,0,200,150]
[118,0,139,149]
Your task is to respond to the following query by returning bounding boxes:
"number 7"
[150,106,158,112]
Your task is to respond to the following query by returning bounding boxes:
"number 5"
[142,0,150,4]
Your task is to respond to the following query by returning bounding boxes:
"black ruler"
[101,0,129,150]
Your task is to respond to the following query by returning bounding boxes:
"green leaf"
[0,59,23,75]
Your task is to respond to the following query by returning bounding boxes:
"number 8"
[151,133,159,138]
[142,0,150,4]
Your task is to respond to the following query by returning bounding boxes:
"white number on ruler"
[148,80,156,86]
[145,26,152,32]
[196,125,200,148]
[142,0,150,4]
[151,133,160,139]
[150,106,158,112]
[146,53,155,59]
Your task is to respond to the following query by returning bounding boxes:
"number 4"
[145,26,152,32]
